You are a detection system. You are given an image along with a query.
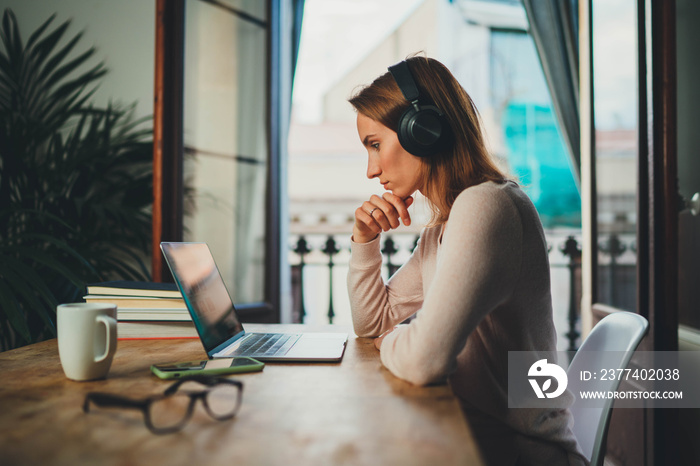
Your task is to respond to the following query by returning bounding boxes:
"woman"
[347,56,587,466]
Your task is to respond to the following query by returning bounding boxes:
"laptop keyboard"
[232,333,300,357]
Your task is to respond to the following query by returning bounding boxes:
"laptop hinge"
[209,330,248,357]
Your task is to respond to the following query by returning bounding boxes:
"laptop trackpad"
[285,333,347,359]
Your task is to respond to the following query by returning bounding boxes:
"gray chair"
[566,311,649,466]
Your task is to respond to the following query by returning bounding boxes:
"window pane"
[183,0,268,304]
[490,29,581,228]
[592,0,638,310]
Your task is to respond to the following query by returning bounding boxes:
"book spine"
[84,297,186,309]
[117,321,198,339]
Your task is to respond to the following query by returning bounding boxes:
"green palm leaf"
[0,9,154,351]
[24,13,55,50]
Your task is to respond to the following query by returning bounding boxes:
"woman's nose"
[366,155,381,179]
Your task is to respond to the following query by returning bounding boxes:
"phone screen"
[154,358,252,372]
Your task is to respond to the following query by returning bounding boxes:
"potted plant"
[0,10,153,350]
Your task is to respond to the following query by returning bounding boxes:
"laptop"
[160,242,348,362]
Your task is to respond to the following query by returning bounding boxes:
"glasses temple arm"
[83,393,147,413]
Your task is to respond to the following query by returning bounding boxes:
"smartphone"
[151,357,264,379]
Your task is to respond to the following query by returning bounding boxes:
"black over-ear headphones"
[388,60,452,158]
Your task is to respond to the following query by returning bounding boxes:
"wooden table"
[0,324,483,465]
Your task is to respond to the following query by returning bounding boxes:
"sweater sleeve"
[379,186,524,385]
[347,233,426,337]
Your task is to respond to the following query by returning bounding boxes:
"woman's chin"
[390,188,414,200]
[388,187,405,198]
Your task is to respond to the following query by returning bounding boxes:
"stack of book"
[84,281,198,339]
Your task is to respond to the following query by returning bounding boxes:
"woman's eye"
[371,143,380,150]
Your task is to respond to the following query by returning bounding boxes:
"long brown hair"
[349,55,509,225]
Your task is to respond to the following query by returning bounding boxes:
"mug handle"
[94,315,118,363]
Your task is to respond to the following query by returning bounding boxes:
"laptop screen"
[160,242,243,353]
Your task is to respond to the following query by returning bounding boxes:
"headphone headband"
[388,61,420,103]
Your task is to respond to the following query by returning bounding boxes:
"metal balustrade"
[289,232,636,351]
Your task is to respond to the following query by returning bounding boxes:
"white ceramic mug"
[57,303,118,381]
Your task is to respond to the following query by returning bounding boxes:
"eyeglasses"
[83,376,243,434]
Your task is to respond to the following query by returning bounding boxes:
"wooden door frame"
[641,0,679,464]
[643,0,678,354]
[152,0,185,282]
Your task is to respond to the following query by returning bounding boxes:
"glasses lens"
[205,384,241,419]
[148,394,191,430]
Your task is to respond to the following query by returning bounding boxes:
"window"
[154,0,285,322]
[591,0,638,311]
[182,0,269,306]
[490,28,581,228]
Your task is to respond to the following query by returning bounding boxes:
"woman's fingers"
[368,195,398,230]
[383,193,413,226]
[353,194,414,243]
[355,206,381,233]
[374,326,398,350]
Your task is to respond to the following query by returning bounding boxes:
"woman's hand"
[374,326,397,350]
[353,193,414,244]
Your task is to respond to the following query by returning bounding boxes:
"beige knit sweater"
[348,181,587,465]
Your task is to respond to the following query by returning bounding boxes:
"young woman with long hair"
[347,55,587,466]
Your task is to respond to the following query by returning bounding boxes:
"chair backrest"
[567,311,649,466]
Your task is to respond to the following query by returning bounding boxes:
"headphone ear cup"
[396,104,450,158]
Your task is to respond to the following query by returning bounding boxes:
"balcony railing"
[289,231,636,351]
